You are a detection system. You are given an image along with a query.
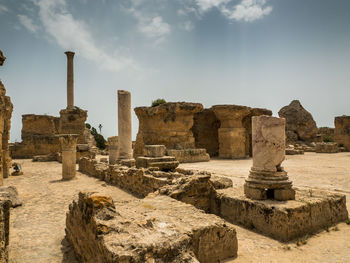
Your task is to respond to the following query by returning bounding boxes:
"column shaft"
[118,90,133,159]
[65,51,75,110]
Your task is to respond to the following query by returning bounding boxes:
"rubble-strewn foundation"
[211,187,348,242]
[66,192,238,263]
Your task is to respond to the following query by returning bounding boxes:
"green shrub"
[89,125,106,150]
[85,123,91,129]
[339,143,344,147]
[151,98,166,107]
[323,136,333,143]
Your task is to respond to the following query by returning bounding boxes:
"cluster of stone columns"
[244,115,295,201]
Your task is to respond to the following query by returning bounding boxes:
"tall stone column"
[108,136,119,164]
[118,90,133,159]
[65,51,75,110]
[212,105,251,159]
[59,134,78,180]
[244,116,295,201]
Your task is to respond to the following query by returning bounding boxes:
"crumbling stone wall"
[66,192,237,263]
[59,107,87,144]
[0,51,13,181]
[334,116,350,151]
[0,200,10,263]
[134,102,203,157]
[192,109,220,157]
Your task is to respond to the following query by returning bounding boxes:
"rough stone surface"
[334,116,350,151]
[0,186,22,208]
[136,156,179,171]
[317,127,335,143]
[167,149,210,163]
[59,134,79,180]
[0,51,13,183]
[107,136,118,164]
[278,100,318,143]
[66,192,237,263]
[144,144,166,157]
[212,187,349,242]
[32,152,59,162]
[0,199,10,263]
[209,175,233,190]
[134,102,203,157]
[59,107,88,144]
[315,142,339,153]
[192,109,220,157]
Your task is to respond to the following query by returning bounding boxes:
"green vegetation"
[296,236,308,246]
[151,98,166,107]
[86,123,106,149]
[323,136,334,143]
[339,143,344,147]
[345,219,350,225]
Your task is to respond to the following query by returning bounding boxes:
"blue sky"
[0,0,350,142]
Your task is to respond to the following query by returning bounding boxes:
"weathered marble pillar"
[212,105,251,159]
[108,136,119,164]
[59,134,78,180]
[244,116,295,201]
[118,90,133,159]
[65,51,75,110]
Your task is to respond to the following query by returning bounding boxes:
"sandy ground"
[4,152,350,263]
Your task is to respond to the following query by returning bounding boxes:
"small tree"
[151,98,166,107]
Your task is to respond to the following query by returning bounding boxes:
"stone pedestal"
[59,134,78,180]
[212,105,251,159]
[244,115,295,201]
[118,90,133,159]
[65,51,75,110]
[136,145,179,171]
[108,136,118,165]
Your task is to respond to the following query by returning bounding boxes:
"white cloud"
[0,3,8,13]
[195,0,230,12]
[128,7,171,44]
[18,14,39,32]
[222,0,273,22]
[33,0,136,72]
[183,21,194,31]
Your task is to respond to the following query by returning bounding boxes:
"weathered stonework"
[211,187,348,242]
[334,116,350,151]
[59,134,78,180]
[0,50,13,183]
[107,136,118,165]
[66,192,238,263]
[136,156,179,171]
[278,100,318,143]
[134,102,203,157]
[0,199,9,263]
[212,105,272,159]
[59,108,88,144]
[192,109,220,157]
[118,90,133,160]
[244,116,295,201]
[167,149,210,163]
[315,142,339,153]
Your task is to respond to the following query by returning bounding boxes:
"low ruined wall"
[167,149,210,163]
[79,157,214,211]
[66,192,237,263]
[21,114,59,138]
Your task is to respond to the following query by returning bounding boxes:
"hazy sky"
[0,0,349,142]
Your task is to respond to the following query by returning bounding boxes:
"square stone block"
[144,145,166,157]
[212,187,348,242]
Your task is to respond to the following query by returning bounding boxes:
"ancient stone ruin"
[244,116,295,200]
[10,52,93,161]
[59,134,78,180]
[278,100,318,144]
[334,115,350,151]
[117,90,133,160]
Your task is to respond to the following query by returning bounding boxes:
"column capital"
[59,134,79,151]
[65,51,75,58]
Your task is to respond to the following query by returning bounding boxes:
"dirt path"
[5,160,137,263]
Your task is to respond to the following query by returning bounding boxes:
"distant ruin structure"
[118,90,133,160]
[10,51,91,160]
[0,50,13,183]
[59,134,78,180]
[334,116,350,151]
[244,115,295,200]
[278,100,318,144]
